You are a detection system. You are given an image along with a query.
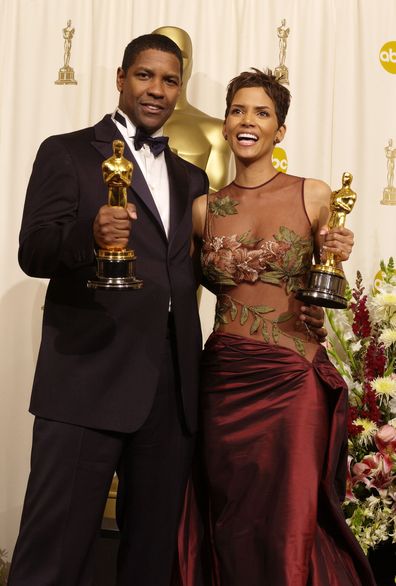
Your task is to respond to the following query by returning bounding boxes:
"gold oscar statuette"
[55,19,78,85]
[274,19,290,85]
[87,140,143,290]
[296,172,356,309]
[381,138,396,205]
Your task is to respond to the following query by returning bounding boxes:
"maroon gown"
[177,173,376,586]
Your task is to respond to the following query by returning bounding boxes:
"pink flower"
[202,236,241,277]
[345,455,358,501]
[233,248,266,282]
[352,452,394,495]
[375,424,396,455]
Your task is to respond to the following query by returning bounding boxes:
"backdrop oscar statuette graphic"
[381,138,396,205]
[55,19,78,85]
[296,172,356,309]
[274,18,290,85]
[87,140,143,290]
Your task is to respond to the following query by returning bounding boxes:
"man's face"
[117,49,182,134]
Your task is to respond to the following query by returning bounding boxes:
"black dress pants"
[8,334,195,586]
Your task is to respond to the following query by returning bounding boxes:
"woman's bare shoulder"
[304,178,331,203]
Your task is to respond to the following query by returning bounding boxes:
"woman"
[179,69,375,585]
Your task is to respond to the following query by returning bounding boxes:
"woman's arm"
[304,178,354,265]
[190,194,208,287]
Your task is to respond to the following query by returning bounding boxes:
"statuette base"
[87,249,143,290]
[296,265,347,309]
[55,66,77,85]
[381,187,396,205]
[274,64,289,85]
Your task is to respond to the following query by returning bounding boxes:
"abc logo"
[272,147,288,173]
[379,41,396,74]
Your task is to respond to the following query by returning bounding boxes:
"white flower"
[330,309,355,340]
[354,418,378,446]
[350,340,363,353]
[348,381,364,405]
[371,376,396,404]
[368,284,396,324]
[389,396,396,415]
[379,328,396,348]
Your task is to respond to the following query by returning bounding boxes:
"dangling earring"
[273,137,279,145]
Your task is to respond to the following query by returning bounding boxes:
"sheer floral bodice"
[201,172,320,359]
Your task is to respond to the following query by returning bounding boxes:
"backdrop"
[1,0,396,556]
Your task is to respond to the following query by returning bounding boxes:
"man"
[9,34,208,586]
[9,32,326,586]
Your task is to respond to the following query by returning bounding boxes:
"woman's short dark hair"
[121,33,183,77]
[225,68,291,128]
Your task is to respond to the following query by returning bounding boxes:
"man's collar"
[112,108,164,138]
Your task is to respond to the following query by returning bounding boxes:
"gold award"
[55,19,78,85]
[381,138,396,205]
[297,172,356,308]
[274,19,290,85]
[87,140,143,290]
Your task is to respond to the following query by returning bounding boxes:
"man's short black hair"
[121,33,183,77]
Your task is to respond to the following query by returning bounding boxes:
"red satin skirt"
[176,332,376,586]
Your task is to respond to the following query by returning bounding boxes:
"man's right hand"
[93,203,137,250]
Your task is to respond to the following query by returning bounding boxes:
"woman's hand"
[320,226,354,263]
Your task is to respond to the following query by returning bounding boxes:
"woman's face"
[223,86,285,162]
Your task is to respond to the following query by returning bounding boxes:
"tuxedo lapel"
[91,115,166,237]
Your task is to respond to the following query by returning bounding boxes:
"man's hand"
[299,304,327,343]
[93,203,137,250]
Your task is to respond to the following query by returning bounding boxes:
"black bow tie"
[114,111,168,157]
[134,127,169,157]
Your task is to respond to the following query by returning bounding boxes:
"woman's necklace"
[232,172,280,190]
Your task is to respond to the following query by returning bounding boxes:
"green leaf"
[276,312,294,324]
[217,313,229,324]
[261,321,270,342]
[252,305,275,315]
[272,322,280,344]
[250,316,261,334]
[294,337,305,356]
[259,272,283,285]
[209,195,239,217]
[203,264,237,286]
[238,230,261,246]
[230,300,238,321]
[240,305,249,325]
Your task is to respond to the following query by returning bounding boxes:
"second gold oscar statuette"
[296,172,356,308]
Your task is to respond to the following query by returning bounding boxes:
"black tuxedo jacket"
[19,114,209,433]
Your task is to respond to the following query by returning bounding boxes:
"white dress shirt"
[111,108,170,237]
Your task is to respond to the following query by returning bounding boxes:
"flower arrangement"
[326,258,396,555]
[0,548,10,586]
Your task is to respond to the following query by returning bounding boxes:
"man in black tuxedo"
[9,34,208,586]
